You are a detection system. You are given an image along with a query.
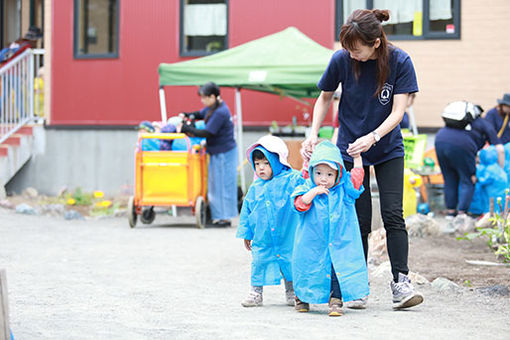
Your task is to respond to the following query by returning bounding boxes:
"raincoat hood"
[309,141,345,188]
[246,135,291,168]
[479,146,498,165]
[249,146,284,178]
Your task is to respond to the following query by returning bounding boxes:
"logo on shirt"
[378,83,393,106]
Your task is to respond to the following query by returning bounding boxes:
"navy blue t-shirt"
[197,102,236,155]
[435,118,501,158]
[484,107,510,144]
[400,112,410,129]
[317,47,418,165]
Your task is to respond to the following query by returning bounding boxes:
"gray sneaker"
[390,273,424,309]
[345,295,368,309]
[241,291,263,307]
[285,288,296,306]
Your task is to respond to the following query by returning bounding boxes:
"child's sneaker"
[241,291,263,307]
[294,297,309,312]
[285,288,296,306]
[390,273,424,309]
[345,296,368,309]
[328,297,343,317]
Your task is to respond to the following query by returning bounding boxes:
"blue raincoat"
[468,164,489,215]
[291,141,369,303]
[504,142,510,184]
[478,146,508,213]
[236,146,304,286]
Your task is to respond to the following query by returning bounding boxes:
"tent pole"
[159,86,168,123]
[408,105,418,135]
[235,87,246,194]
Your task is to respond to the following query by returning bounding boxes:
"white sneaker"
[345,296,368,309]
[390,273,424,309]
[241,291,263,307]
[285,288,295,306]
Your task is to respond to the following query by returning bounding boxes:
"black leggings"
[344,157,409,282]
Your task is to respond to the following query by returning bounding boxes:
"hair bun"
[373,9,390,22]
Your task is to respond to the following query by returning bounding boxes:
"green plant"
[69,187,93,206]
[463,279,472,287]
[458,213,510,263]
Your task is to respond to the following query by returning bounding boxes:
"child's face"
[254,157,273,180]
[313,164,337,189]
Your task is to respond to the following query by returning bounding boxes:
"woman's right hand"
[301,135,319,162]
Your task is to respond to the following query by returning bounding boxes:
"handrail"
[0,48,45,144]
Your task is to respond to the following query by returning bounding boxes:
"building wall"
[50,0,335,126]
[385,0,510,127]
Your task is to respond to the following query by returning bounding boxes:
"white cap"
[315,161,338,170]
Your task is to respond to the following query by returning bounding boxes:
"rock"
[22,187,38,198]
[408,272,430,285]
[40,204,66,216]
[476,285,510,297]
[370,261,392,280]
[64,210,84,220]
[406,214,441,237]
[368,227,387,260]
[0,199,15,209]
[455,215,476,234]
[431,277,461,292]
[15,203,39,215]
[113,209,126,217]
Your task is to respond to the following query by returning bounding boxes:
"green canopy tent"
[158,27,334,191]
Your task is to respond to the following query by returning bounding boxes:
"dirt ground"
[408,232,510,288]
[1,207,509,339]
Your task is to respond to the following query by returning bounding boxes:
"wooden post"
[0,269,9,340]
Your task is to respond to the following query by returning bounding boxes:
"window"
[180,0,228,56]
[335,0,460,40]
[74,0,119,58]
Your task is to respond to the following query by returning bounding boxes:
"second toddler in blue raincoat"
[292,141,369,317]
[236,135,304,307]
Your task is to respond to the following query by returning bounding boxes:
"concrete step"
[0,126,35,195]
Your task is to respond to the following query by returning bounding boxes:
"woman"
[484,93,510,143]
[301,9,423,310]
[435,102,504,218]
[180,82,238,226]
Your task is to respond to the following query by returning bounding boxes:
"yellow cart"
[128,133,208,228]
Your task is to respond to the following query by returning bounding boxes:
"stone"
[368,227,387,260]
[64,210,84,220]
[408,272,430,285]
[431,277,461,292]
[0,200,14,210]
[22,187,38,198]
[15,203,39,215]
[476,285,510,297]
[370,261,392,280]
[406,214,441,237]
[40,204,66,217]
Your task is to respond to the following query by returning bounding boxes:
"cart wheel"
[140,206,156,224]
[195,196,206,229]
[128,196,137,228]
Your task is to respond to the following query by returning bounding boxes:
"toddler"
[292,140,369,316]
[236,135,304,307]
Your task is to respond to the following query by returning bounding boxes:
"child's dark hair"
[252,150,266,161]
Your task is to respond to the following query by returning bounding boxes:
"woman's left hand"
[347,134,375,158]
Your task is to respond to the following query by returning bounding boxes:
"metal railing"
[0,48,45,144]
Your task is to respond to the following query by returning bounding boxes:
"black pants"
[344,157,409,282]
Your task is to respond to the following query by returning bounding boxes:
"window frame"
[179,0,229,57]
[73,0,120,60]
[335,0,461,41]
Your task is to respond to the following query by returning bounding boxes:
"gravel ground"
[1,207,509,339]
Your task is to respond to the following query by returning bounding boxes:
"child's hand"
[244,239,252,251]
[313,185,330,196]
